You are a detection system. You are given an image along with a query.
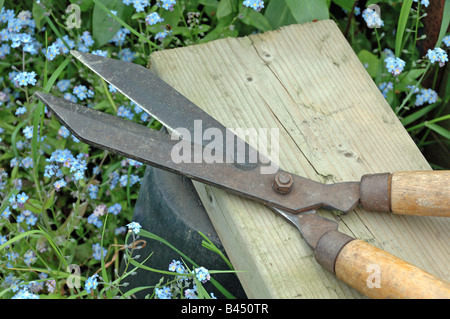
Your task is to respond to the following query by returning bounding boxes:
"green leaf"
[395,0,413,57]
[400,69,426,84]
[92,0,127,47]
[24,199,43,214]
[425,123,450,140]
[241,7,272,32]
[69,0,94,11]
[264,0,297,29]
[357,49,380,78]
[285,0,329,24]
[332,0,356,12]
[32,1,46,30]
[159,4,183,27]
[198,0,219,8]
[199,17,238,42]
[216,0,235,19]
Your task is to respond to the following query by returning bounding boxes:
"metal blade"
[70,50,265,171]
[70,50,219,135]
[272,208,337,249]
[34,92,361,214]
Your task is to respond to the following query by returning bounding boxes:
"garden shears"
[35,51,450,299]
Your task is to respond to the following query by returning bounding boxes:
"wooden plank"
[149,20,450,298]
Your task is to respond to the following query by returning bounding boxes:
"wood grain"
[335,240,450,299]
[149,20,450,298]
[391,171,450,216]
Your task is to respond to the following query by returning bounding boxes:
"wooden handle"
[360,171,450,216]
[391,171,450,216]
[334,239,450,299]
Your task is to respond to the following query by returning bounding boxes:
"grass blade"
[401,102,439,126]
[436,0,450,45]
[425,123,450,139]
[395,0,413,57]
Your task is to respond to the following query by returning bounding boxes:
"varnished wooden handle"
[334,239,450,299]
[391,171,450,216]
[360,171,450,216]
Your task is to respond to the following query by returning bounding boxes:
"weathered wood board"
[149,20,450,298]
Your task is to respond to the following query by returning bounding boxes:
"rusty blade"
[34,92,361,214]
[70,50,264,171]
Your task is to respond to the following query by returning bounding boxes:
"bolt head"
[273,172,293,194]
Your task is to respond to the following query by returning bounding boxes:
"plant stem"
[101,79,117,113]
[374,27,382,57]
[396,62,431,114]
[412,3,420,63]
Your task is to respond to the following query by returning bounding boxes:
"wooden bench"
[149,20,450,298]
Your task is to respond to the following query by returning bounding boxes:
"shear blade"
[70,50,271,171]
[35,51,362,214]
[34,91,285,208]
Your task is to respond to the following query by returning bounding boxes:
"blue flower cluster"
[73,85,95,101]
[109,28,131,46]
[44,149,88,186]
[108,203,122,215]
[122,0,175,43]
[362,7,384,28]
[126,221,142,234]
[84,274,99,293]
[0,4,152,300]
[14,71,37,87]
[146,12,164,26]
[166,260,215,299]
[16,210,38,228]
[243,0,265,12]
[159,0,177,11]
[384,56,406,77]
[0,8,40,61]
[45,32,94,61]
[123,0,150,12]
[87,204,107,228]
[10,156,33,169]
[378,81,393,98]
[119,47,136,62]
[444,36,450,48]
[169,259,186,274]
[87,184,99,199]
[193,266,211,283]
[24,250,36,265]
[92,243,107,261]
[11,287,39,299]
[9,192,28,210]
[155,29,172,42]
[413,0,429,7]
[155,286,172,299]
[426,47,448,67]
[414,88,438,107]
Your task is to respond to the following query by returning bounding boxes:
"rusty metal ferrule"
[314,230,354,274]
[359,173,391,213]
